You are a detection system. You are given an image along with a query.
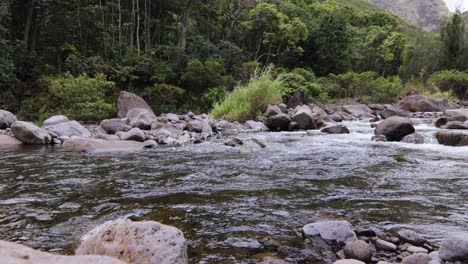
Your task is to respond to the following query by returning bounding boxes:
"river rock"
[0,110,17,129]
[152,122,185,134]
[303,221,357,248]
[100,119,131,134]
[217,120,238,136]
[374,116,415,141]
[343,240,373,262]
[0,135,23,145]
[117,91,154,118]
[63,138,156,152]
[265,105,283,118]
[116,127,145,142]
[245,120,269,132]
[438,235,468,262]
[342,105,375,119]
[187,120,212,136]
[45,121,91,138]
[379,106,410,119]
[333,260,365,264]
[76,219,188,264]
[11,121,52,144]
[435,115,468,127]
[397,95,448,112]
[445,109,468,118]
[94,133,121,141]
[292,106,318,130]
[287,91,305,109]
[159,113,180,123]
[0,240,125,264]
[441,121,468,129]
[375,239,397,251]
[265,114,291,131]
[127,108,157,130]
[401,133,428,144]
[42,115,69,128]
[397,230,427,246]
[407,246,429,254]
[435,131,468,146]
[321,125,350,134]
[401,253,431,264]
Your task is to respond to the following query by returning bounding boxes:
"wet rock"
[224,137,266,149]
[397,230,427,246]
[445,109,468,118]
[251,253,287,264]
[127,108,157,130]
[435,115,468,127]
[407,246,428,254]
[45,121,91,138]
[401,133,428,144]
[303,221,357,248]
[375,116,415,141]
[117,91,154,118]
[245,120,269,132]
[76,218,187,264]
[401,253,431,264]
[342,105,375,119]
[63,138,154,152]
[375,239,397,251]
[187,120,212,137]
[321,125,350,134]
[116,127,145,142]
[265,114,291,131]
[355,229,377,237]
[292,106,318,130]
[11,121,52,144]
[152,122,185,134]
[0,240,125,264]
[94,133,121,141]
[333,260,365,264]
[343,240,373,262]
[217,120,238,136]
[265,105,283,118]
[287,91,305,109]
[42,115,69,128]
[435,131,468,146]
[0,110,17,129]
[379,106,410,119]
[397,95,448,112]
[372,135,388,142]
[438,235,468,262]
[100,119,130,134]
[0,135,23,145]
[441,121,468,129]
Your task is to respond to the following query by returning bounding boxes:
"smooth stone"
[63,138,155,152]
[100,119,130,134]
[375,239,397,251]
[303,221,357,248]
[321,124,350,134]
[245,120,270,132]
[0,110,18,129]
[11,121,52,144]
[42,115,69,128]
[45,121,91,138]
[435,131,468,146]
[265,105,284,118]
[0,135,23,145]
[397,95,448,112]
[117,91,154,118]
[439,235,468,262]
[127,108,157,130]
[401,253,431,264]
[116,127,145,142]
[375,116,415,141]
[342,104,375,119]
[397,230,427,246]
[264,114,292,131]
[343,240,373,262]
[408,246,429,254]
[333,259,365,264]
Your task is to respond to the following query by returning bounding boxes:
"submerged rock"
[374,116,415,141]
[11,121,51,144]
[63,138,156,152]
[321,125,350,134]
[401,133,428,144]
[0,240,125,264]
[0,110,17,129]
[441,121,468,130]
[76,219,188,264]
[435,131,468,146]
[117,91,154,118]
[303,221,357,248]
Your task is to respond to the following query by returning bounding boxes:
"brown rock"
[117,91,153,118]
[397,95,448,112]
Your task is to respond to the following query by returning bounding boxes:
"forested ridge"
[1,0,467,122]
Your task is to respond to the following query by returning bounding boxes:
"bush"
[322,71,402,103]
[142,84,185,114]
[20,73,117,122]
[427,70,468,100]
[211,68,284,121]
[279,67,330,102]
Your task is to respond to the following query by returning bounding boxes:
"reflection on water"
[0,121,467,262]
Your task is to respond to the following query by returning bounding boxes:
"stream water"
[0,120,467,263]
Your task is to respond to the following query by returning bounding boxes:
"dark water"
[0,121,467,263]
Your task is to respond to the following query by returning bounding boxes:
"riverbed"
[0,120,467,263]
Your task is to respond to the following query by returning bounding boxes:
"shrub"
[427,70,468,100]
[279,67,329,102]
[211,69,284,121]
[19,73,117,122]
[142,84,185,114]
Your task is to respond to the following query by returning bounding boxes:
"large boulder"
[342,105,375,119]
[445,109,468,118]
[0,240,125,264]
[397,95,448,112]
[401,133,430,144]
[302,221,357,248]
[0,135,23,145]
[439,236,468,262]
[127,108,157,130]
[152,122,185,134]
[63,138,156,153]
[0,110,17,129]
[42,115,69,128]
[11,121,51,144]
[44,121,91,138]
[435,131,468,146]
[100,119,131,134]
[116,127,146,142]
[374,116,415,141]
[292,106,317,130]
[245,120,269,132]
[76,219,188,264]
[117,91,154,118]
[264,114,292,131]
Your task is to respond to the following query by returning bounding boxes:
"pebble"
[375,239,397,251]
[407,245,429,254]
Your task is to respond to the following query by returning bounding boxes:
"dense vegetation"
[0,0,467,121]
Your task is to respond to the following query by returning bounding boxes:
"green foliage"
[441,12,466,70]
[323,71,402,103]
[427,70,468,100]
[181,59,231,92]
[279,67,329,101]
[20,73,117,121]
[142,84,185,114]
[211,69,284,121]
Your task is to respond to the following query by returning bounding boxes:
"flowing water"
[0,120,467,263]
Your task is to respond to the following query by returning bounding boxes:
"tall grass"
[211,69,284,121]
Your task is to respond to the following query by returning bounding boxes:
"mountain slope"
[370,0,450,31]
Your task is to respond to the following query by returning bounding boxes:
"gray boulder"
[292,106,317,130]
[397,230,427,246]
[100,119,131,134]
[245,120,269,132]
[127,108,157,130]
[374,239,397,251]
[117,91,154,118]
[397,95,448,112]
[379,106,410,119]
[321,125,350,134]
[42,115,69,128]
[343,240,373,262]
[264,114,292,131]
[439,236,468,262]
[435,115,467,127]
[302,221,357,248]
[159,113,180,123]
[217,120,239,136]
[265,105,283,118]
[45,121,91,138]
[0,110,17,129]
[152,122,185,134]
[445,109,468,118]
[375,116,415,141]
[342,105,375,119]
[116,128,145,142]
[441,121,468,129]
[435,131,468,146]
[187,120,213,137]
[11,121,52,144]
[76,219,188,264]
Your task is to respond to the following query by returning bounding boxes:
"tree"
[441,11,465,70]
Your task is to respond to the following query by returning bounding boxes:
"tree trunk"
[177,0,195,50]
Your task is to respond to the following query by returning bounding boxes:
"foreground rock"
[11,121,52,144]
[401,133,430,144]
[438,235,468,262]
[0,110,17,129]
[118,91,154,118]
[116,127,145,142]
[303,221,357,248]
[76,219,188,264]
[435,131,468,146]
[374,116,415,141]
[0,135,23,145]
[333,260,365,264]
[63,138,156,152]
[292,106,319,130]
[0,240,125,264]
[343,240,373,262]
[397,95,448,112]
